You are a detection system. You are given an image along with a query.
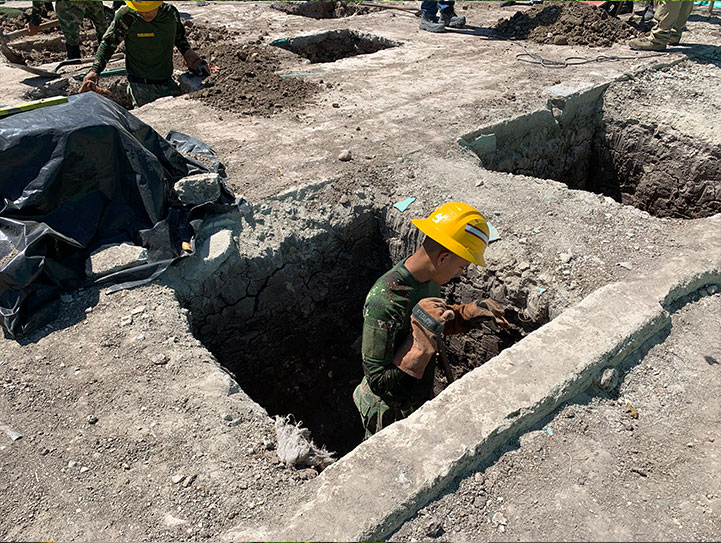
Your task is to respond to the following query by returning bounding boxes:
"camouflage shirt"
[361,259,441,407]
[91,4,190,80]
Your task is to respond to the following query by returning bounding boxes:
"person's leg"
[421,0,439,20]
[55,0,83,58]
[353,378,400,439]
[650,0,683,45]
[84,0,110,45]
[669,0,694,44]
[419,0,445,32]
[439,0,465,28]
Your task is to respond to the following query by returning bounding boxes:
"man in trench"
[353,202,509,439]
[80,0,210,108]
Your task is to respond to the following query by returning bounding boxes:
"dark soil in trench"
[494,2,639,47]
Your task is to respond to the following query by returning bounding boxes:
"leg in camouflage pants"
[128,79,182,109]
[55,0,109,47]
[353,377,419,440]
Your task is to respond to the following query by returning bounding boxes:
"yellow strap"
[0,96,68,118]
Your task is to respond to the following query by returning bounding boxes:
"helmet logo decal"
[431,212,449,223]
[464,223,489,245]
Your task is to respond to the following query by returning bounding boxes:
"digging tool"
[359,2,421,17]
[437,337,455,385]
[0,31,25,64]
[3,19,60,42]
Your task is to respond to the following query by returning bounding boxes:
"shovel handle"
[5,19,60,42]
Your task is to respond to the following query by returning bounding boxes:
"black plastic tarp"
[0,92,242,339]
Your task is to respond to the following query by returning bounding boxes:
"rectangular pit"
[172,202,546,457]
[271,30,401,63]
[460,83,721,219]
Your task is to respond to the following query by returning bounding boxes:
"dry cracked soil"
[1,1,721,541]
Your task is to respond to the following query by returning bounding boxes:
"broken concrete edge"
[457,55,689,157]
[224,228,721,542]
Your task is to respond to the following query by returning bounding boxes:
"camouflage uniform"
[353,260,441,439]
[92,4,190,108]
[31,0,109,46]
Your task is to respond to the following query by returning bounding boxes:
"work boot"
[439,8,466,28]
[668,35,681,46]
[419,14,445,33]
[627,37,666,51]
[65,44,81,60]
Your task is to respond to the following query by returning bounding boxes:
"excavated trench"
[461,85,720,219]
[178,204,547,456]
[271,30,401,64]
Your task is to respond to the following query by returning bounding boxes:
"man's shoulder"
[364,264,416,315]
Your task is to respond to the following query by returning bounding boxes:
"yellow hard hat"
[411,202,490,267]
[125,0,162,12]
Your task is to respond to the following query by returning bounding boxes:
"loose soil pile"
[270,1,380,19]
[0,10,30,33]
[494,2,638,47]
[190,43,318,115]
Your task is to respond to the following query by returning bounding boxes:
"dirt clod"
[494,3,638,47]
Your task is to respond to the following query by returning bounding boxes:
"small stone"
[171,475,185,484]
[151,354,169,366]
[519,261,531,272]
[332,102,340,108]
[85,307,94,314]
[597,367,618,391]
[263,436,275,451]
[86,415,98,425]
[338,149,352,162]
[424,520,444,538]
[238,482,248,490]
[618,262,633,270]
[174,173,223,205]
[222,413,233,421]
[131,305,146,316]
[120,316,133,327]
[68,461,79,468]
[182,474,196,487]
[687,442,694,448]
[553,35,568,45]
[475,180,484,187]
[80,466,90,473]
[41,448,50,456]
[518,237,527,244]
[473,495,487,508]
[559,252,573,264]
[474,472,485,485]
[492,512,508,527]
[121,462,130,470]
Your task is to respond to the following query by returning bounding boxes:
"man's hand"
[183,49,211,77]
[25,23,40,36]
[79,71,100,93]
[445,297,509,334]
[394,298,454,379]
[78,71,111,97]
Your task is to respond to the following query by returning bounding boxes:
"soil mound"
[270,1,379,19]
[190,42,318,116]
[494,2,638,47]
[183,22,317,116]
